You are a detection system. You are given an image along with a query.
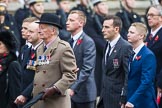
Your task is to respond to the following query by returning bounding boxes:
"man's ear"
[115,26,120,32]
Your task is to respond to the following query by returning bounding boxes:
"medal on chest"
[37,55,51,65]
[26,60,37,71]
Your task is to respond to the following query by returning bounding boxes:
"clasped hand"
[42,87,56,100]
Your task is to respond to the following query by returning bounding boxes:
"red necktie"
[30,49,36,60]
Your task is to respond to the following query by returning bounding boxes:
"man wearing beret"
[32,13,77,108]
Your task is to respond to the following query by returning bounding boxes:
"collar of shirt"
[32,40,43,50]
[26,41,32,48]
[71,30,83,48]
[151,25,162,37]
[109,34,120,49]
[133,43,144,60]
[44,36,58,49]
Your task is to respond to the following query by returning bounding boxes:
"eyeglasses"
[146,14,161,18]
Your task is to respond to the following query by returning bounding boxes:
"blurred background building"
[7,0,153,16]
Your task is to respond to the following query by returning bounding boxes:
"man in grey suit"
[97,15,132,108]
[66,10,97,108]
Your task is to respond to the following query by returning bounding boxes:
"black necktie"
[105,42,111,65]
[69,38,74,48]
[130,51,135,62]
[44,46,47,52]
[129,51,135,72]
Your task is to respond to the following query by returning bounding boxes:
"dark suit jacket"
[70,32,97,103]
[19,45,35,99]
[145,28,162,88]
[128,45,158,108]
[98,37,132,108]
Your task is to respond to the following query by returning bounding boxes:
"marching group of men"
[0,0,162,108]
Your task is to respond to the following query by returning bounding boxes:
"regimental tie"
[105,42,111,65]
[129,51,135,72]
[30,49,36,60]
[69,38,74,48]
[44,46,47,52]
[149,34,153,41]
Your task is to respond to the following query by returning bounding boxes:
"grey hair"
[150,4,162,16]
[48,25,59,36]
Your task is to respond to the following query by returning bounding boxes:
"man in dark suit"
[14,18,43,106]
[126,22,158,108]
[97,15,132,108]
[66,10,97,108]
[145,4,162,108]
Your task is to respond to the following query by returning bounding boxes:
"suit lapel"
[73,33,84,53]
[37,37,60,58]
[105,37,122,72]
[22,47,31,68]
[147,29,161,47]
[129,46,145,76]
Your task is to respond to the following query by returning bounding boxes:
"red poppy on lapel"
[154,35,159,41]
[157,95,161,105]
[135,56,141,61]
[77,37,83,45]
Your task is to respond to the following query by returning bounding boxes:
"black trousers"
[71,99,96,108]
[97,99,104,108]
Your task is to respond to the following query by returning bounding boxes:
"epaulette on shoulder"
[59,40,68,46]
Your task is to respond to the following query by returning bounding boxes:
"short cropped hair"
[69,10,87,25]
[149,4,162,16]
[104,15,122,32]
